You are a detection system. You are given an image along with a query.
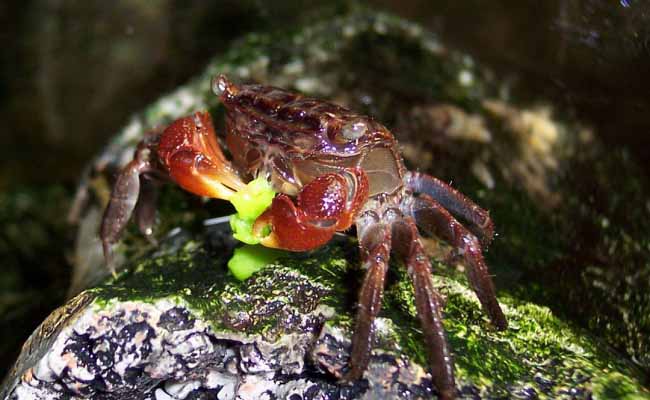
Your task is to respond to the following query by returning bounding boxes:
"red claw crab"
[101,75,507,399]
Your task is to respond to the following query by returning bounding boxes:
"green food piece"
[229,176,276,245]
[229,214,257,245]
[230,177,276,220]
[227,245,283,281]
[230,214,271,245]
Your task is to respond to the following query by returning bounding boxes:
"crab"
[101,75,507,399]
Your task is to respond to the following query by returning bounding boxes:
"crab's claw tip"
[252,213,280,248]
[259,232,281,249]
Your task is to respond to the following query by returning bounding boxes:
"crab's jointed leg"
[100,141,158,272]
[409,193,507,330]
[392,217,456,400]
[100,112,247,271]
[343,217,391,381]
[253,168,369,251]
[407,172,494,246]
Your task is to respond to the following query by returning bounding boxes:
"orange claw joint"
[157,111,246,200]
[253,168,369,251]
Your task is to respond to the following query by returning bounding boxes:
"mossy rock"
[3,6,649,400]
[2,227,648,399]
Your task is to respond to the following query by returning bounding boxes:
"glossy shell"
[213,76,405,197]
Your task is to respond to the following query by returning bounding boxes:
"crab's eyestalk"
[157,111,246,200]
[211,74,239,101]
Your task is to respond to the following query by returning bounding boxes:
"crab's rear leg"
[392,217,456,400]
[406,172,494,246]
[410,194,507,330]
[253,168,368,251]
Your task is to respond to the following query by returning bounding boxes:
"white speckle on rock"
[308,46,330,63]
[373,19,388,34]
[373,317,394,338]
[236,373,276,400]
[422,37,444,54]
[69,363,94,382]
[159,97,179,116]
[295,77,321,94]
[174,88,199,113]
[458,70,474,86]
[121,119,143,143]
[282,60,304,76]
[405,24,422,38]
[13,383,62,400]
[164,379,201,399]
[202,369,240,400]
[33,356,56,382]
[276,379,318,399]
[342,24,357,38]
[236,66,251,79]
[155,388,175,400]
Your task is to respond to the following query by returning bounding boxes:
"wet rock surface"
[3,229,648,399]
[3,231,437,400]
[3,7,650,400]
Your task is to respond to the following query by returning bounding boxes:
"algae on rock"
[3,230,648,399]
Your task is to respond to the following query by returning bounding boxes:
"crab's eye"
[212,74,238,99]
[341,120,368,141]
[211,75,228,95]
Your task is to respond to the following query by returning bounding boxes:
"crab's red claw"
[158,111,246,199]
[254,194,338,251]
[254,169,369,251]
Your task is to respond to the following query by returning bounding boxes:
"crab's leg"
[409,194,507,330]
[392,217,456,400]
[253,168,368,251]
[343,216,391,381]
[100,143,158,273]
[406,172,494,246]
[133,176,160,246]
[101,112,247,272]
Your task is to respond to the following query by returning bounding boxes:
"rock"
[3,7,649,400]
[2,228,647,399]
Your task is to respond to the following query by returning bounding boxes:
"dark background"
[1,0,649,378]
[2,0,649,186]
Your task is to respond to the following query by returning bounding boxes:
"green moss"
[88,234,649,397]
[91,239,354,338]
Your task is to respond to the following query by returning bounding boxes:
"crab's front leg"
[253,168,369,251]
[100,139,162,272]
[101,112,246,270]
